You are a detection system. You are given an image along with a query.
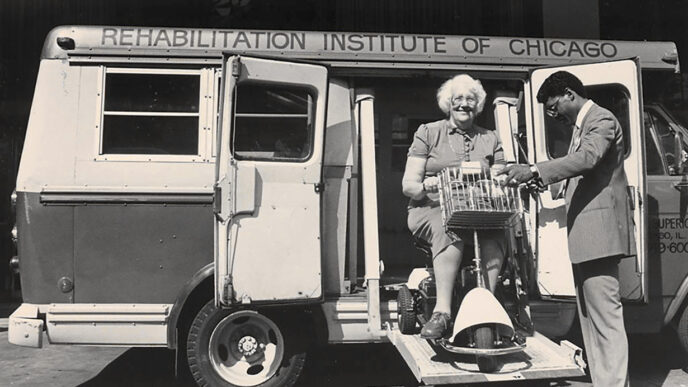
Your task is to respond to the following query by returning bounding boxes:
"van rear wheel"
[187,300,306,387]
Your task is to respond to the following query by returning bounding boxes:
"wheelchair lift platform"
[387,329,586,385]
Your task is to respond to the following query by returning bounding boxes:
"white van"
[8,25,687,386]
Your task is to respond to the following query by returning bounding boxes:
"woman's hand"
[422,176,440,193]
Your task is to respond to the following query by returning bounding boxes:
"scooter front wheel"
[397,285,417,334]
[474,325,497,373]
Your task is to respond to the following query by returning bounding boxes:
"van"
[8,25,686,385]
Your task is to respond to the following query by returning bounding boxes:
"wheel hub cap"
[237,335,260,356]
[207,310,285,386]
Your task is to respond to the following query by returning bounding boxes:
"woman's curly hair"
[436,74,487,115]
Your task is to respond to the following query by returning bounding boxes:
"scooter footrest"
[437,338,526,356]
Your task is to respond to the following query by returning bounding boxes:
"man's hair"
[536,71,587,103]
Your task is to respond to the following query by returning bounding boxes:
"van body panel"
[15,191,214,304]
[321,79,356,295]
[17,61,215,194]
[643,105,688,313]
[323,79,356,167]
[648,178,688,301]
[624,174,687,332]
[72,202,213,303]
[16,61,81,193]
[322,166,352,295]
[15,192,74,303]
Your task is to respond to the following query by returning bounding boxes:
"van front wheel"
[677,304,688,355]
[187,301,307,387]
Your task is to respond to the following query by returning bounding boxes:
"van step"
[387,329,585,385]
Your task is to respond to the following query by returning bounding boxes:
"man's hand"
[497,164,533,186]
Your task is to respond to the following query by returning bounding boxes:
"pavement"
[0,331,128,387]
[0,296,687,387]
[0,300,19,329]
[1,327,688,387]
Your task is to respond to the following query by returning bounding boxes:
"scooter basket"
[438,165,522,231]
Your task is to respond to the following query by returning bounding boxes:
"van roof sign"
[43,25,680,72]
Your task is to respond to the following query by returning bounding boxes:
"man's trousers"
[573,257,629,387]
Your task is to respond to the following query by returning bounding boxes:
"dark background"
[1,0,688,300]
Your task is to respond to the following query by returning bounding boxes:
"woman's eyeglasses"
[451,95,477,106]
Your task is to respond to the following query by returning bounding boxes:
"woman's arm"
[402,156,432,200]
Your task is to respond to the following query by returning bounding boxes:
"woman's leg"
[433,243,463,314]
[421,242,463,338]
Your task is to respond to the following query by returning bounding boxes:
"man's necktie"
[568,125,582,154]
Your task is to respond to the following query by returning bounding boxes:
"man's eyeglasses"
[545,96,563,117]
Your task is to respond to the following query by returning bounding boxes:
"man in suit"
[499,71,635,387]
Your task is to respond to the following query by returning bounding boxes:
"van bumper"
[8,304,44,348]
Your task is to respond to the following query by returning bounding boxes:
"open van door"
[214,55,328,306]
[530,59,647,302]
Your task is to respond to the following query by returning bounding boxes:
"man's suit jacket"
[537,103,636,264]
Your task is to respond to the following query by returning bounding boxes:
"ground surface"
[1,328,687,386]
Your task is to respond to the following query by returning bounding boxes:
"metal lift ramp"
[388,329,586,385]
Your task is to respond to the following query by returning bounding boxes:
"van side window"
[545,84,631,159]
[101,71,200,155]
[233,83,313,161]
[645,109,676,169]
[644,112,666,175]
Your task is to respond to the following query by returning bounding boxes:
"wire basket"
[438,165,523,231]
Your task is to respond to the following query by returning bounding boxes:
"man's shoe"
[420,312,451,339]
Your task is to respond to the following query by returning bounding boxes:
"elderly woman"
[402,74,506,339]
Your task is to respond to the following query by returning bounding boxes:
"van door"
[643,108,688,318]
[530,59,647,301]
[214,54,328,306]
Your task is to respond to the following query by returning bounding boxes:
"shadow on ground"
[78,343,419,387]
[78,330,687,387]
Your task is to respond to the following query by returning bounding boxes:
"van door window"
[233,83,314,161]
[545,84,631,159]
[644,112,666,175]
[101,70,201,155]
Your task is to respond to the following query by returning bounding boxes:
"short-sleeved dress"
[407,118,505,259]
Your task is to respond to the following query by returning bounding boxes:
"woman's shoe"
[420,312,451,339]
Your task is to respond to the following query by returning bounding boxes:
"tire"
[474,325,497,373]
[677,304,688,354]
[187,300,307,387]
[397,285,417,334]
